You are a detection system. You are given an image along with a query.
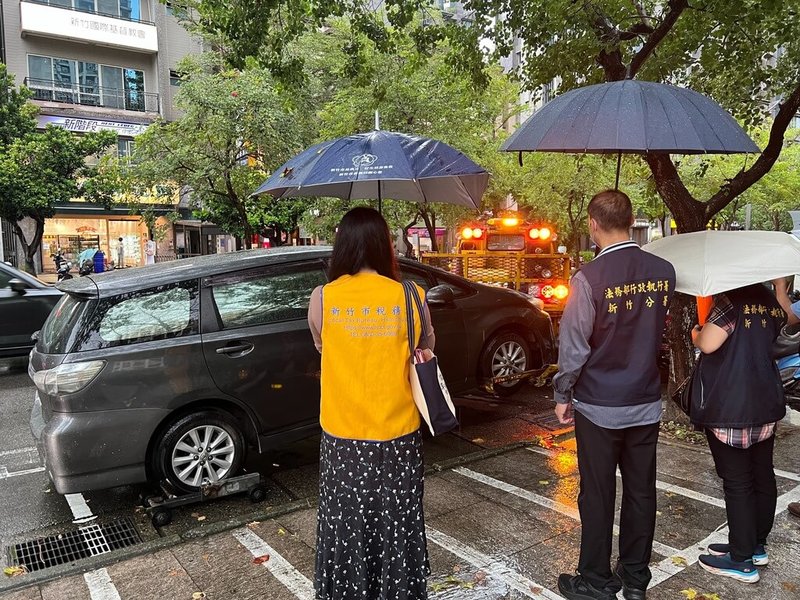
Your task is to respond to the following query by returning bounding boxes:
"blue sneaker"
[699,553,760,583]
[707,543,768,565]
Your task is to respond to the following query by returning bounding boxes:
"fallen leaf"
[452,564,461,573]
[277,527,287,535]
[656,510,662,516]
[782,582,798,593]
[191,593,206,600]
[44,488,52,493]
[472,437,485,444]
[3,566,28,577]
[191,512,200,518]
[252,555,270,565]
[196,516,206,521]
[248,521,261,526]
[473,570,487,585]
[530,586,543,595]
[168,569,180,577]
[671,556,689,567]
[680,589,697,600]
[538,480,550,485]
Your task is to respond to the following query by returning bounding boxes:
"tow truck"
[421,212,571,329]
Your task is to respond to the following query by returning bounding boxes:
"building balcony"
[25,77,159,113]
[20,0,158,53]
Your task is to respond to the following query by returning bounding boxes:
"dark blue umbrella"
[253,130,489,210]
[501,80,759,187]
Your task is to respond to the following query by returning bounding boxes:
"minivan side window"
[212,268,327,329]
[75,281,199,350]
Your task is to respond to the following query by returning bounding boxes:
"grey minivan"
[30,247,555,495]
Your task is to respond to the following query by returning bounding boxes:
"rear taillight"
[553,284,569,300]
[534,284,569,302]
[32,361,106,396]
[472,228,483,239]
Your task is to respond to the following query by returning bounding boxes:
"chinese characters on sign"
[37,116,149,137]
[70,17,147,39]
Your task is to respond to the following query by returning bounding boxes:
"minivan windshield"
[38,294,93,354]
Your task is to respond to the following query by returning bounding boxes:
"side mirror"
[426,285,455,305]
[9,279,27,294]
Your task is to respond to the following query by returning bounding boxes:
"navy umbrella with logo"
[253,130,488,211]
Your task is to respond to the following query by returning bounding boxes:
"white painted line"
[84,568,121,600]
[774,468,800,482]
[655,480,725,508]
[529,446,726,508]
[0,465,45,479]
[649,482,800,587]
[65,492,97,523]
[426,526,563,600]
[454,467,679,557]
[233,527,314,600]
[0,446,37,458]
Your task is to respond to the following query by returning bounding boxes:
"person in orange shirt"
[308,207,434,600]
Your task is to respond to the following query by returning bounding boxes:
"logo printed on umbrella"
[352,154,378,167]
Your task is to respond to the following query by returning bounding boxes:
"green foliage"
[0,64,37,146]
[295,20,519,247]
[130,57,304,245]
[0,70,117,273]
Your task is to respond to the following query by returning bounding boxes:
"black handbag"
[670,358,699,417]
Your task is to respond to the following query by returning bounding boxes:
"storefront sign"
[20,2,158,53]
[37,115,149,137]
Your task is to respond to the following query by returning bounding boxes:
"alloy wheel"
[170,425,236,488]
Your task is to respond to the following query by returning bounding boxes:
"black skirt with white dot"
[314,430,429,599]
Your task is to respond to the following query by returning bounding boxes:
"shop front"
[43,216,150,272]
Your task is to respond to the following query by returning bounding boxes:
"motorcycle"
[774,323,800,411]
[53,253,73,281]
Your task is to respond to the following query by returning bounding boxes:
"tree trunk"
[662,293,697,422]
[13,219,44,275]
[420,210,438,252]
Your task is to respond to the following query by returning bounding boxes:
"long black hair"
[328,207,399,282]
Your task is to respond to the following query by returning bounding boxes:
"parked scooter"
[53,252,73,281]
[774,323,800,411]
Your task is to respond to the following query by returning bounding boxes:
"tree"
[0,68,117,273]
[130,57,302,248]
[295,20,521,249]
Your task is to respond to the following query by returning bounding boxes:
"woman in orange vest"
[308,207,434,600]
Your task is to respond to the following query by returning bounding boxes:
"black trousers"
[575,410,659,592]
[705,430,777,562]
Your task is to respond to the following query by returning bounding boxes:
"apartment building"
[1,0,211,270]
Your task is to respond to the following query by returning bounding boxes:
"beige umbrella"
[643,230,800,297]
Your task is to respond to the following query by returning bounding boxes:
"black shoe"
[614,563,647,600]
[557,574,617,600]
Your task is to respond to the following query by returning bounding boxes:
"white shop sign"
[38,115,149,136]
[21,2,158,53]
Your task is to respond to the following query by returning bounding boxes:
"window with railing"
[27,55,157,112]
[25,0,147,24]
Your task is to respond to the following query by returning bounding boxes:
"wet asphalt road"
[0,356,558,566]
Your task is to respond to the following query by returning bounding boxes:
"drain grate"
[5,517,142,573]
[527,409,564,430]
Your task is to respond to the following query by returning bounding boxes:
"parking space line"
[426,526,563,600]
[528,445,727,508]
[65,492,97,523]
[84,568,122,600]
[0,446,37,458]
[774,468,800,482]
[233,527,314,600]
[0,465,45,479]
[453,467,679,557]
[649,482,800,587]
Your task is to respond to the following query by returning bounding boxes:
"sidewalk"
[3,418,799,599]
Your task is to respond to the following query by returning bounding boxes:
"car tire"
[154,410,245,494]
[481,332,531,397]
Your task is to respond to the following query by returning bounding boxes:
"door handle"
[216,342,254,355]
